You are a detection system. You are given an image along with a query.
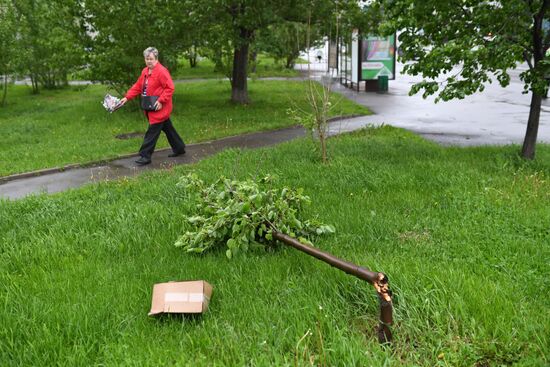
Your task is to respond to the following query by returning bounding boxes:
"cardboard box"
[148,280,213,316]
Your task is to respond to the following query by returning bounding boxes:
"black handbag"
[140,95,159,111]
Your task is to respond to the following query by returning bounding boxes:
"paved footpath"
[2,66,549,200]
[0,116,377,200]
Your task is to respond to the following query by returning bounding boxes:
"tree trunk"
[61,71,68,87]
[285,55,296,69]
[522,1,548,159]
[189,45,198,68]
[521,91,541,159]
[249,50,257,73]
[189,55,197,68]
[30,74,39,94]
[1,74,7,107]
[320,128,327,163]
[231,29,251,104]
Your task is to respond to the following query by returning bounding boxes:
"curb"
[0,151,142,184]
[327,114,367,122]
[0,150,148,184]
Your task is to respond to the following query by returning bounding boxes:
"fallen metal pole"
[272,231,393,344]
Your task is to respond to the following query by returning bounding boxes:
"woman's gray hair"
[143,47,159,59]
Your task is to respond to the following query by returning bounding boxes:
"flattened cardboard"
[148,280,213,316]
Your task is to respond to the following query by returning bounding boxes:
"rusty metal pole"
[272,231,393,344]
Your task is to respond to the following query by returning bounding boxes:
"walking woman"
[119,47,186,165]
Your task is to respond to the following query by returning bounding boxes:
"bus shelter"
[330,30,396,92]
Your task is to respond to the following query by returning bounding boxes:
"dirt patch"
[115,132,144,140]
[398,230,431,243]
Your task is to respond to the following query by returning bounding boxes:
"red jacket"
[125,62,174,124]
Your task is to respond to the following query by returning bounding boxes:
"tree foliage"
[3,0,369,106]
[11,0,85,93]
[185,0,292,103]
[0,0,18,105]
[366,0,550,159]
[175,174,335,258]
[256,21,321,69]
[185,0,364,104]
[82,0,197,94]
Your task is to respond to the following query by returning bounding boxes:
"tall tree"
[82,0,196,94]
[190,0,285,104]
[366,0,550,159]
[192,0,352,104]
[11,0,85,93]
[0,0,18,105]
[256,21,322,69]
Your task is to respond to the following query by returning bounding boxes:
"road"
[327,62,550,146]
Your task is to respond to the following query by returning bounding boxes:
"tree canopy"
[0,0,17,105]
[366,0,550,159]
[82,0,195,95]
[8,0,84,93]
[180,0,365,103]
[3,0,372,106]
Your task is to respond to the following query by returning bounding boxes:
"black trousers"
[139,118,186,159]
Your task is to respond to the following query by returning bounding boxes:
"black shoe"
[168,150,185,157]
[135,157,151,165]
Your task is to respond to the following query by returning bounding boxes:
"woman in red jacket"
[119,47,186,165]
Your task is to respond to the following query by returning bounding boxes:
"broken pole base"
[271,231,393,344]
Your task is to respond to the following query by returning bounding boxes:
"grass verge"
[172,55,300,79]
[0,80,369,177]
[1,126,548,366]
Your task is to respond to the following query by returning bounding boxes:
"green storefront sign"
[361,34,396,80]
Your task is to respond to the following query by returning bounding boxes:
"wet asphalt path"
[331,63,550,146]
[0,126,306,200]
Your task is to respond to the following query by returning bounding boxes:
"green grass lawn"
[172,55,300,79]
[1,127,548,366]
[0,80,369,177]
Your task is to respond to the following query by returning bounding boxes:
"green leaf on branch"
[174,174,335,257]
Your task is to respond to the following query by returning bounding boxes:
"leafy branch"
[174,174,335,258]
